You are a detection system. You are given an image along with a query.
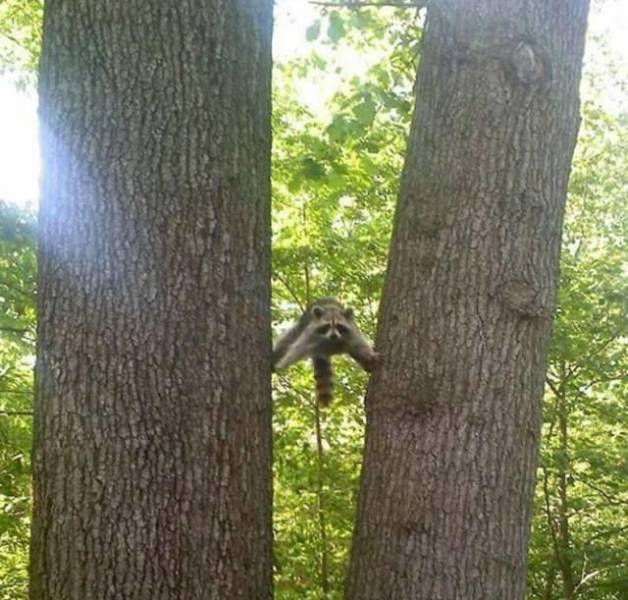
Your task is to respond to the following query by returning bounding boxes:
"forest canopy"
[0,1,626,599]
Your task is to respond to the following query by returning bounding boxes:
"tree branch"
[0,30,30,52]
[541,467,567,577]
[544,377,562,441]
[545,376,562,399]
[314,395,330,594]
[577,372,627,395]
[273,273,306,312]
[577,478,628,507]
[0,325,29,335]
[585,524,628,543]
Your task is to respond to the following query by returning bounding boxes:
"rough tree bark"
[346,2,590,599]
[30,1,273,599]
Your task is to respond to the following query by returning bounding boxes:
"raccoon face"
[311,305,353,346]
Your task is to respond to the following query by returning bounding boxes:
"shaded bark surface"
[347,2,589,599]
[30,2,273,599]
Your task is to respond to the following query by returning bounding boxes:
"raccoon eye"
[315,324,331,335]
[336,324,349,335]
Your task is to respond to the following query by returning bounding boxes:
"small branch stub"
[500,279,548,318]
[511,42,545,83]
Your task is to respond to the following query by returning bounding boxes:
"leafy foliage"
[526,102,628,600]
[0,2,626,600]
[0,0,42,87]
[0,202,36,600]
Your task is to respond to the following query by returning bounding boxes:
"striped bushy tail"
[312,356,334,405]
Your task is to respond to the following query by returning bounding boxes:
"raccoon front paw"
[364,351,383,372]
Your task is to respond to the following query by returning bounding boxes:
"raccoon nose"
[329,331,340,340]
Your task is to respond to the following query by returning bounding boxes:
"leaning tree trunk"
[30,2,273,599]
[346,2,589,599]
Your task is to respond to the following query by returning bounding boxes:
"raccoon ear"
[343,307,354,319]
[312,306,324,318]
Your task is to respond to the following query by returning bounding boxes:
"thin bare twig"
[544,376,562,440]
[0,30,30,52]
[576,478,628,507]
[585,524,628,543]
[542,467,560,562]
[0,325,30,335]
[577,372,627,395]
[300,202,330,593]
[314,397,330,594]
[273,273,306,312]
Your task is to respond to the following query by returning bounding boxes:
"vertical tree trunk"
[347,2,589,599]
[30,2,273,599]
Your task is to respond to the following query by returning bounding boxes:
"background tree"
[346,2,592,599]
[526,98,627,600]
[30,1,273,598]
[0,202,36,600]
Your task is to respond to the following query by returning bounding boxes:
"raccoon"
[272,298,381,405]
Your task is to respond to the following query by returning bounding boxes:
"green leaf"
[305,20,321,42]
[327,114,352,143]
[327,11,345,44]
[300,156,326,180]
[353,97,376,127]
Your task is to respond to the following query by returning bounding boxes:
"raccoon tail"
[312,356,334,406]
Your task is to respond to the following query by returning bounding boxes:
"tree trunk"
[30,2,273,599]
[346,2,589,599]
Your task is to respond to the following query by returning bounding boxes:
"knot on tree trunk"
[511,42,546,83]
[499,279,548,318]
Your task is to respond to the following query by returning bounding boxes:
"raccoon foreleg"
[347,337,382,373]
[272,331,314,371]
